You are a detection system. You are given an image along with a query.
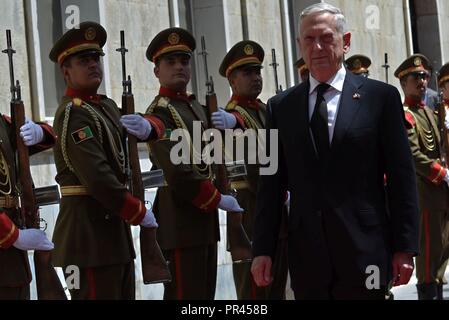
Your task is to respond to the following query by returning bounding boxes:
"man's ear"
[62,65,70,83]
[343,32,351,54]
[154,66,159,79]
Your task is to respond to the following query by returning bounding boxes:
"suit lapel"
[292,81,317,160]
[330,73,364,155]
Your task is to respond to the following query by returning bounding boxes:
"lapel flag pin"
[353,93,361,99]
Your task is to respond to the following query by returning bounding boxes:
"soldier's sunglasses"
[410,72,430,81]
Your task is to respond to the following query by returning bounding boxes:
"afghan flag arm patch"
[71,126,94,144]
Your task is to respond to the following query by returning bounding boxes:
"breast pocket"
[345,127,376,140]
[357,207,385,227]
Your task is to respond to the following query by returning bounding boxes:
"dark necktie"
[311,83,331,161]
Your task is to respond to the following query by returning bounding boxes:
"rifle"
[435,73,449,166]
[270,48,283,94]
[3,30,66,300]
[381,53,390,84]
[116,30,171,284]
[199,36,252,263]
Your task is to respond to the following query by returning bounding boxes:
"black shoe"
[416,283,438,300]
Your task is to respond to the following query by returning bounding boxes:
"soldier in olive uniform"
[396,54,449,300]
[295,57,309,83]
[211,41,288,300]
[49,22,158,300]
[121,27,243,300]
[345,54,371,78]
[0,113,56,299]
[439,62,449,110]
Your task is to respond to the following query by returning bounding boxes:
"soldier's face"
[298,13,351,83]
[402,72,429,99]
[62,53,103,91]
[229,67,263,99]
[154,54,191,92]
[442,82,449,100]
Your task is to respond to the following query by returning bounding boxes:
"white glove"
[445,111,449,130]
[120,114,152,140]
[13,229,54,251]
[218,194,244,212]
[140,209,158,228]
[20,118,44,146]
[211,109,237,130]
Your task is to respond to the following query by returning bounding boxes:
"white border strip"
[98,0,112,97]
[30,0,46,121]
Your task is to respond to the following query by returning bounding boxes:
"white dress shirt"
[308,66,347,143]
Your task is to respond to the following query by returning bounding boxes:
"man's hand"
[218,195,243,212]
[251,256,273,287]
[392,252,414,286]
[20,118,44,146]
[140,209,158,228]
[120,114,152,140]
[211,109,237,130]
[13,229,54,251]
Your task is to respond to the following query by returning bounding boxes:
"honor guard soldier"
[439,62,449,112]
[396,54,449,300]
[0,113,55,299]
[295,57,309,83]
[210,40,288,300]
[49,21,158,300]
[345,54,371,77]
[121,27,243,299]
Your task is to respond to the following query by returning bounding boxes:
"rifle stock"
[199,36,252,263]
[4,30,66,300]
[117,31,170,284]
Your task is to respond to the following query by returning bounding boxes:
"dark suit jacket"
[252,71,419,290]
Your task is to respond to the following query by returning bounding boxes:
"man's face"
[154,54,191,92]
[442,82,449,100]
[402,72,430,100]
[298,13,351,82]
[229,66,263,99]
[62,52,103,91]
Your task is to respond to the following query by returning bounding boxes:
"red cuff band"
[120,192,146,225]
[36,123,56,149]
[144,115,166,140]
[429,162,446,185]
[230,111,247,129]
[0,213,19,249]
[192,180,221,212]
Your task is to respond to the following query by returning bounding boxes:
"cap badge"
[168,33,180,45]
[244,44,254,56]
[85,27,96,41]
[414,57,422,67]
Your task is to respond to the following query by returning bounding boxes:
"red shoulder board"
[404,111,415,129]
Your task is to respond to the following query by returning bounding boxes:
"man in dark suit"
[251,2,419,300]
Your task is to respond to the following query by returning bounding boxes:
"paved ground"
[391,266,449,300]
